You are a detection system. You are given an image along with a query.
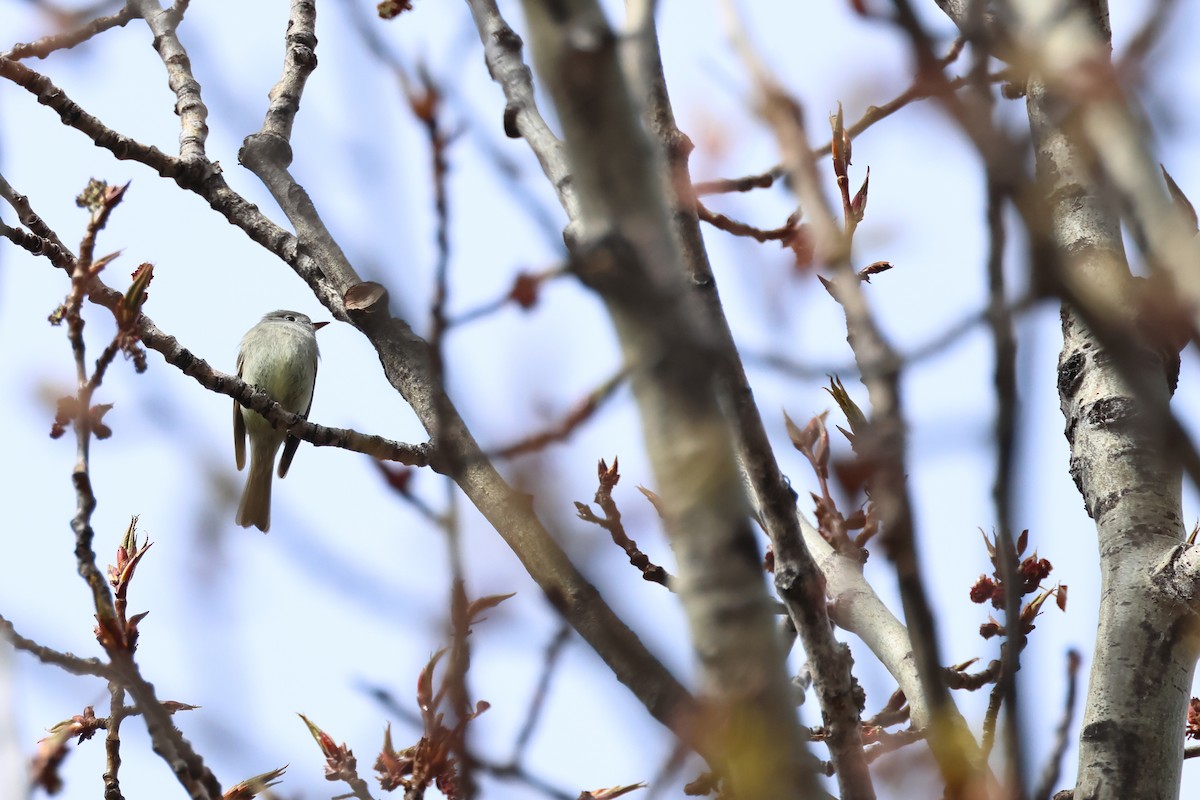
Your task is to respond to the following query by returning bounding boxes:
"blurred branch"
[233,2,707,759]
[1033,11,1200,339]
[450,266,569,327]
[694,40,997,198]
[626,3,873,796]
[488,367,628,459]
[984,98,1027,794]
[696,202,794,242]
[412,66,458,454]
[2,1,136,60]
[519,1,817,797]
[720,1,985,796]
[1032,650,1082,800]
[1116,0,1180,77]
[510,623,571,764]
[745,293,1036,381]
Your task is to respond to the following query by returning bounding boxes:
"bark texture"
[1027,50,1198,800]
[518,1,819,796]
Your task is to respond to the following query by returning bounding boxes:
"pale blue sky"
[2,1,1199,798]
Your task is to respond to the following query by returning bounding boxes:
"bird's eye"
[286,315,296,322]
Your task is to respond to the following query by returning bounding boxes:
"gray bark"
[518,1,821,797]
[1019,5,1200,796]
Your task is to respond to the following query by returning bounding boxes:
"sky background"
[2,0,1200,798]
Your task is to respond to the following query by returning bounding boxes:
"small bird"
[233,310,327,532]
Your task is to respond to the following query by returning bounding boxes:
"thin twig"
[717,3,878,798]
[575,459,675,590]
[510,623,571,763]
[1032,650,1082,800]
[0,613,117,680]
[745,293,1037,381]
[449,266,569,327]
[406,66,479,796]
[693,45,996,198]
[364,684,572,800]
[488,368,629,459]
[986,162,1026,797]
[696,201,794,242]
[2,1,137,60]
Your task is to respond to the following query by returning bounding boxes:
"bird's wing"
[277,359,316,479]
[233,350,247,471]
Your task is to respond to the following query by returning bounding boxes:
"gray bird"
[233,310,327,532]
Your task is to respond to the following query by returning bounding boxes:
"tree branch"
[465,0,578,220]
[518,2,818,796]
[624,4,872,797]
[2,2,137,61]
[1016,4,1197,798]
[719,2,985,795]
[0,614,117,680]
[129,0,208,160]
[230,1,707,759]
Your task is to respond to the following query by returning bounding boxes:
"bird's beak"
[313,321,331,332]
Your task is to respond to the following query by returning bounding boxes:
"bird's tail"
[236,450,275,532]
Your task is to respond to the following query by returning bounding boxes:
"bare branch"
[1032,650,1082,800]
[0,56,184,176]
[103,685,128,800]
[1014,4,1196,798]
[238,2,359,295]
[625,4,875,795]
[2,2,137,61]
[693,40,986,198]
[720,1,985,794]
[489,368,628,459]
[138,314,434,466]
[465,0,578,220]
[129,0,208,159]
[0,614,117,680]
[519,1,816,796]
[2,1,137,61]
